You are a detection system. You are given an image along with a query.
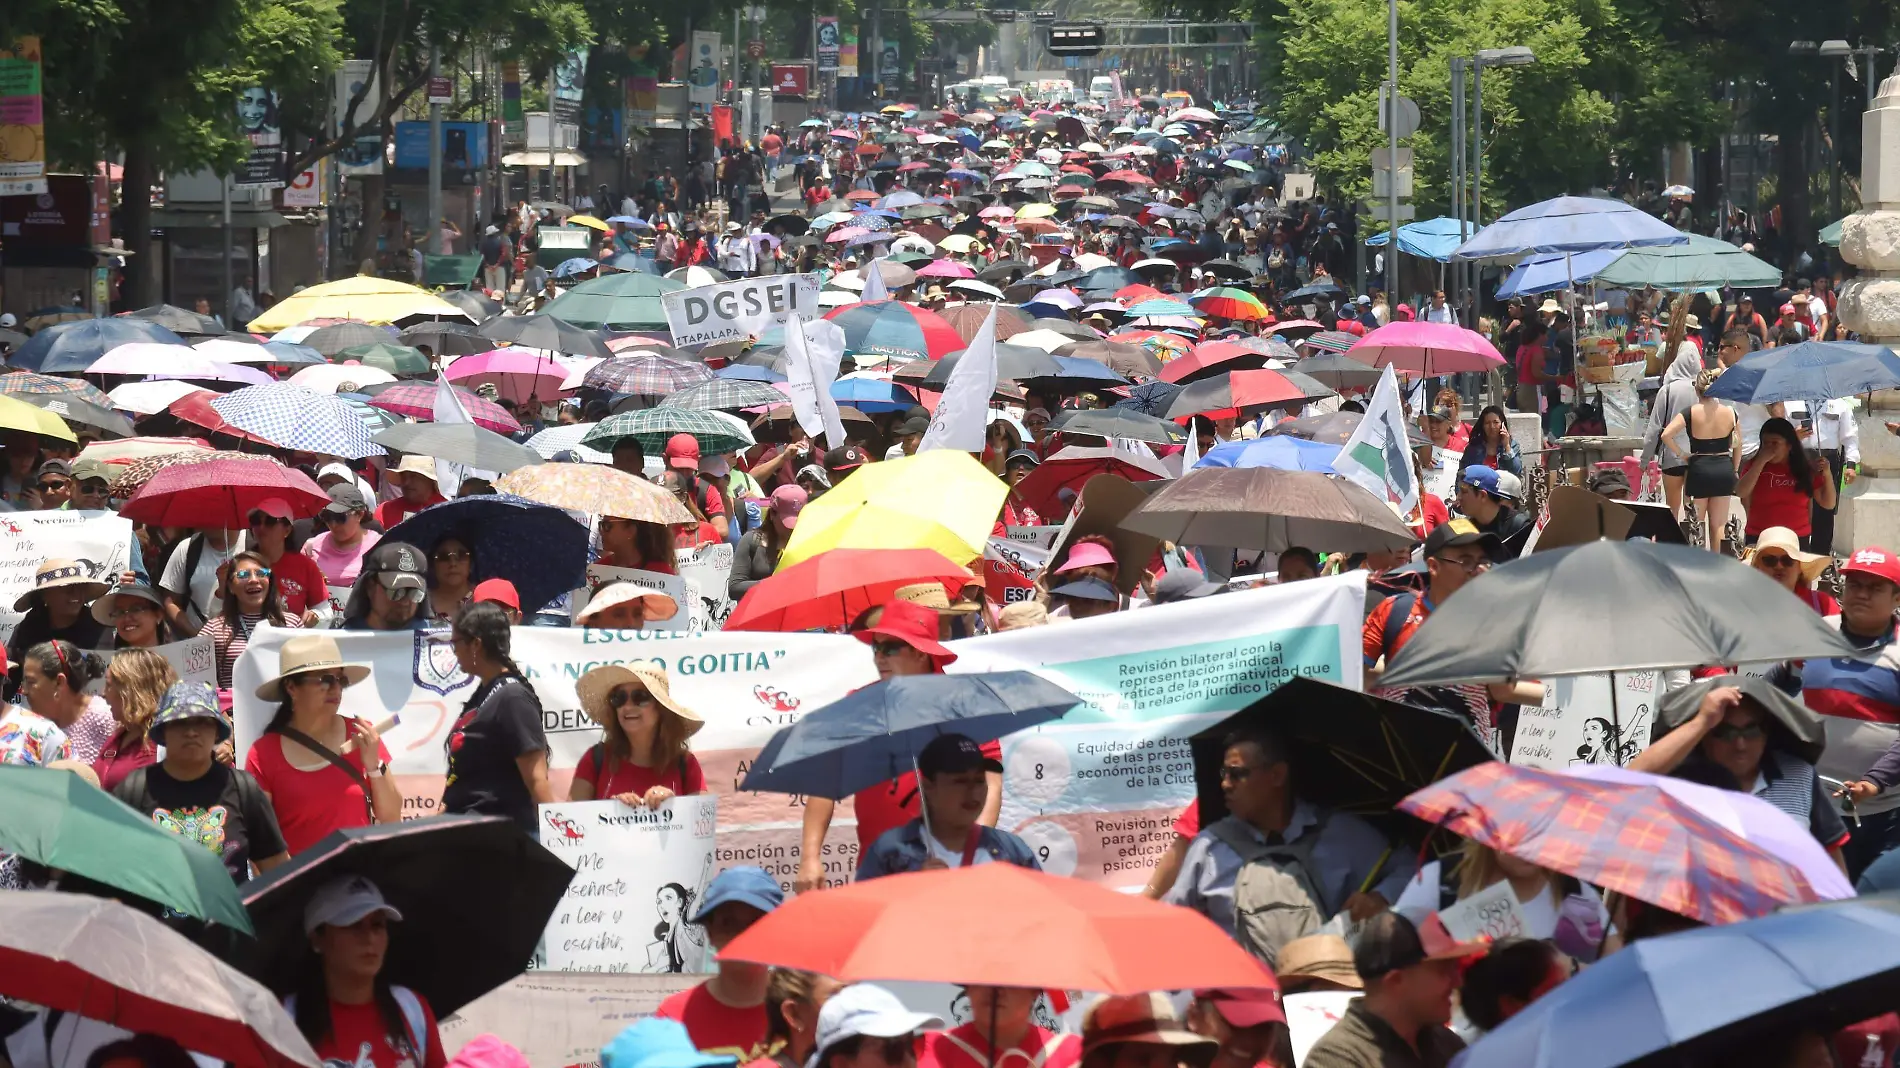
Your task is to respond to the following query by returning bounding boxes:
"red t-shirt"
[573,746,706,800]
[1172,798,1200,838]
[1409,494,1450,539]
[376,493,446,531]
[1745,461,1812,537]
[1838,1014,1900,1068]
[312,996,446,1068]
[851,739,1002,849]
[918,1024,1080,1068]
[243,723,391,855]
[265,550,330,619]
[92,732,158,792]
[655,983,772,1062]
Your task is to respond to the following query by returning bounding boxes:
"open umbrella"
[209,383,384,459]
[237,815,574,1016]
[1057,340,1163,377]
[822,300,965,361]
[584,352,715,395]
[658,377,787,411]
[444,348,573,404]
[581,407,751,454]
[0,394,75,441]
[1161,338,1300,385]
[726,548,974,632]
[124,303,226,335]
[1,386,135,436]
[494,462,692,524]
[1123,467,1418,552]
[939,303,1035,343]
[1701,340,1900,405]
[919,343,1064,389]
[1047,408,1183,445]
[1162,369,1333,420]
[1292,352,1386,390]
[298,321,395,357]
[383,494,589,613]
[540,272,686,331]
[1298,329,1358,355]
[287,362,398,395]
[0,893,315,1068]
[107,447,251,498]
[1195,435,1340,473]
[1594,233,1783,291]
[333,341,432,376]
[1345,321,1505,376]
[9,318,190,373]
[372,422,543,473]
[438,290,502,321]
[363,382,522,433]
[475,313,612,359]
[246,277,470,333]
[1452,195,1688,260]
[397,321,492,358]
[120,457,327,528]
[108,380,210,417]
[780,450,1006,569]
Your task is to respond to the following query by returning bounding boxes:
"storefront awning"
[503,151,586,167]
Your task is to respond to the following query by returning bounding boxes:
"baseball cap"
[1459,465,1503,498]
[473,578,521,610]
[316,461,357,486]
[769,484,808,528]
[35,459,71,480]
[1844,546,1900,588]
[1004,448,1041,469]
[918,732,1004,778]
[1422,517,1498,557]
[70,458,110,485]
[249,497,295,520]
[663,433,701,470]
[323,483,368,514]
[1493,470,1524,504]
[854,598,957,664]
[825,444,870,471]
[1427,406,1456,424]
[303,874,404,934]
[796,463,833,489]
[698,454,731,478]
[1194,988,1285,1028]
[1356,294,1371,305]
[1780,302,1796,315]
[603,1018,736,1068]
[690,865,784,924]
[1151,569,1224,603]
[809,985,943,1068]
[1587,467,1632,497]
[346,541,428,620]
[1352,910,1486,982]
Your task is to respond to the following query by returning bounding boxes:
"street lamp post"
[1471,46,1534,232]
[1791,39,1858,227]
[1450,56,1466,319]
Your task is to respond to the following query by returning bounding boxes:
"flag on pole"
[432,373,492,490]
[919,304,999,453]
[1333,364,1418,515]
[860,258,889,302]
[783,315,849,448]
[1181,418,1201,470]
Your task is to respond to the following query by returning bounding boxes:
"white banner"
[661,274,821,348]
[782,316,848,449]
[536,795,719,973]
[1509,671,1659,770]
[919,305,998,454]
[0,511,134,648]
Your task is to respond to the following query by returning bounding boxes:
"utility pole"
[1450,57,1464,320]
[220,173,233,320]
[1384,0,1398,303]
[751,5,765,145]
[428,42,443,261]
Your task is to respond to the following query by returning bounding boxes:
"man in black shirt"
[1454,467,1530,556]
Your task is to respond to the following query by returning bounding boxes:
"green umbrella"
[580,407,752,454]
[1819,217,1845,247]
[1594,233,1783,292]
[0,764,253,933]
[539,272,686,331]
[332,342,432,376]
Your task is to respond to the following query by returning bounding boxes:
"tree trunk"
[121,140,157,308]
[1775,112,1811,265]
[352,169,385,270]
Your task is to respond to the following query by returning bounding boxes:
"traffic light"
[1047,23,1104,56]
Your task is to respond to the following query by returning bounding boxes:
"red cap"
[250,497,295,520]
[1194,988,1285,1028]
[1845,546,1900,588]
[473,578,521,610]
[664,433,701,470]
[853,598,957,665]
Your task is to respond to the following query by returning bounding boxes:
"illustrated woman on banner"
[1570,712,1647,767]
[646,881,708,972]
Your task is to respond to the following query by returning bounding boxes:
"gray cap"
[323,483,368,514]
[1151,570,1224,603]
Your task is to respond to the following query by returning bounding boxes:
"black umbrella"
[438,290,502,321]
[920,344,1064,389]
[477,313,613,359]
[1284,280,1345,302]
[1200,259,1253,281]
[126,303,225,335]
[1162,370,1333,421]
[1048,407,1183,444]
[1291,353,1384,390]
[300,322,393,357]
[977,259,1032,282]
[1379,540,1863,689]
[1189,678,1495,842]
[237,815,574,1016]
[398,321,490,357]
[1079,265,1141,292]
[1657,674,1826,765]
[1058,339,1163,377]
[764,214,811,236]
[14,393,136,437]
[1114,379,1183,416]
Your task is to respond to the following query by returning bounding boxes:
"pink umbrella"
[365,382,524,433]
[829,128,859,140]
[444,348,570,404]
[1344,321,1505,375]
[979,206,1017,219]
[826,226,871,244]
[917,259,976,279]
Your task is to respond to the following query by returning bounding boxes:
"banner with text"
[536,795,719,973]
[662,274,820,348]
[0,511,134,648]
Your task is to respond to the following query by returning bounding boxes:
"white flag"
[431,373,493,492]
[919,305,999,454]
[1182,418,1202,470]
[860,257,889,302]
[1333,364,1419,515]
[783,315,849,448]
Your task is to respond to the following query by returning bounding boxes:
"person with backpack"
[1164,726,1415,969]
[291,875,447,1068]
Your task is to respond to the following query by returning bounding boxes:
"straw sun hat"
[254,634,372,701]
[576,660,704,736]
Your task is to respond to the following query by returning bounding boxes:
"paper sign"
[1420,446,1458,504]
[536,795,719,972]
[1509,671,1658,770]
[0,511,133,648]
[675,543,734,633]
[575,563,692,633]
[1435,879,1528,944]
[152,635,216,687]
[985,535,1050,604]
[1004,525,1063,550]
[661,274,820,348]
[442,973,700,1064]
[1285,991,1360,1066]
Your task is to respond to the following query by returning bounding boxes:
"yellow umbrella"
[0,394,76,442]
[1015,203,1058,220]
[246,276,472,332]
[567,215,612,233]
[778,450,1007,570]
[938,234,980,254]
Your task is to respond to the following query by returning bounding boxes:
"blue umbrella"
[1362,217,1476,262]
[1115,380,1183,416]
[1283,279,1345,302]
[554,258,599,279]
[1194,436,1340,472]
[831,376,915,412]
[739,671,1082,799]
[947,169,986,183]
[846,231,893,248]
[1703,341,1900,405]
[9,318,189,373]
[383,494,590,615]
[1125,298,1200,317]
[1457,894,1900,1068]
[1493,249,1625,300]
[259,340,328,365]
[604,215,641,226]
[1452,195,1688,260]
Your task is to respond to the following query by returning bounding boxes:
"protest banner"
[675,543,734,633]
[1334,365,1419,516]
[442,973,699,1063]
[1436,878,1529,943]
[536,795,719,973]
[1508,671,1659,770]
[1421,446,1459,503]
[661,274,820,348]
[0,511,133,647]
[984,536,1050,605]
[232,573,1364,895]
[1004,525,1063,550]
[575,564,692,632]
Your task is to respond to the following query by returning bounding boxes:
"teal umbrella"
[539,272,686,331]
[1819,217,1845,247]
[332,342,432,376]
[1594,234,1782,292]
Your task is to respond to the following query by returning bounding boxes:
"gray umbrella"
[372,422,543,472]
[1378,540,1862,688]
[1058,339,1163,377]
[300,322,394,357]
[920,344,1064,389]
[1121,467,1418,552]
[1048,407,1184,445]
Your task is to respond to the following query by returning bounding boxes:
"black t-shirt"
[442,674,549,833]
[112,763,287,883]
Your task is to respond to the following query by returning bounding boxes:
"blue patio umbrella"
[554,258,599,280]
[1703,341,1900,405]
[383,493,590,615]
[1362,217,1476,262]
[1115,379,1184,416]
[9,318,189,373]
[1451,195,1687,260]
[1493,249,1625,300]
[1194,436,1340,473]
[831,376,916,412]
[739,671,1082,799]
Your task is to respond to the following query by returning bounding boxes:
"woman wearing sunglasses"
[200,550,301,690]
[571,660,705,809]
[425,536,475,621]
[1746,526,1837,616]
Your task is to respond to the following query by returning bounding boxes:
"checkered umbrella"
[332,393,400,432]
[582,354,713,395]
[1398,762,1820,926]
[657,378,787,411]
[0,372,112,407]
[580,407,750,454]
[364,383,522,433]
[209,383,384,459]
[1300,330,1358,355]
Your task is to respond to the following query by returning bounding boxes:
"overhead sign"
[0,37,47,196]
[817,18,840,71]
[393,121,489,170]
[661,273,821,348]
[282,165,323,208]
[771,65,808,99]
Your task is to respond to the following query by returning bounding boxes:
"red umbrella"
[1099,170,1154,186]
[725,548,974,632]
[121,458,329,528]
[719,862,1275,995]
[1400,762,1821,926]
[364,383,523,433]
[1012,445,1171,520]
[1162,369,1330,421]
[167,390,276,446]
[1114,283,1167,305]
[1161,340,1281,384]
[0,892,319,1068]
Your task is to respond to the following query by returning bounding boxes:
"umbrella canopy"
[584,352,715,395]
[438,290,502,320]
[1195,435,1340,473]
[9,318,190,373]
[1298,329,1358,355]
[1491,249,1626,300]
[124,303,226,335]
[494,462,692,524]
[372,422,543,473]
[363,382,522,433]
[1046,408,1183,444]
[87,342,246,378]
[1378,540,1861,688]
[666,264,730,286]
[658,377,787,411]
[2,386,134,436]
[581,407,751,454]
[107,448,251,497]
[1451,195,1690,260]
[1362,216,1477,262]
[237,815,574,1016]
[0,764,253,932]
[443,349,573,404]
[822,300,965,361]
[1123,468,1418,552]
[742,672,1082,798]
[475,314,613,359]
[120,457,327,528]
[383,494,589,613]
[939,303,1035,342]
[1345,321,1505,376]
[1399,762,1821,925]
[298,322,395,357]
[397,321,492,358]
[1292,352,1386,390]
[287,362,398,394]
[727,548,974,632]
[0,393,74,441]
[246,276,470,332]
[1702,340,1900,405]
[1594,233,1783,291]
[719,863,1275,994]
[209,383,384,459]
[0,893,316,1068]
[780,450,1007,569]
[1162,369,1333,421]
[333,341,432,376]
[108,380,210,416]
[1057,339,1163,377]
[1113,380,1184,417]
[539,272,686,331]
[919,343,1064,389]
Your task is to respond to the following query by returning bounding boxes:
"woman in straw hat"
[244,633,396,856]
[375,455,445,529]
[1079,993,1217,1068]
[5,558,109,691]
[442,602,553,832]
[570,660,705,810]
[577,581,681,631]
[1746,525,1837,616]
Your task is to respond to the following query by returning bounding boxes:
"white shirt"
[720,236,756,274]
[1426,302,1456,324]
[924,832,994,869]
[159,534,233,623]
[1804,397,1862,462]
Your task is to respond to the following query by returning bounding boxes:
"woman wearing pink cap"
[731,486,806,600]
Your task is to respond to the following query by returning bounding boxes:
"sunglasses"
[232,567,272,582]
[1708,722,1765,743]
[608,686,658,710]
[292,672,349,689]
[107,601,157,620]
[1755,554,1798,569]
[869,639,915,658]
[432,550,471,563]
[36,479,70,492]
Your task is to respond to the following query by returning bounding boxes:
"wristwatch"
[366,762,389,779]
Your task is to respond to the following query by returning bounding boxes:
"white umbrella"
[1072,252,1115,272]
[1010,329,1076,353]
[818,290,860,308]
[88,342,227,376]
[666,265,729,287]
[288,363,398,394]
[525,422,613,463]
[190,337,276,363]
[947,280,1005,301]
[107,380,210,415]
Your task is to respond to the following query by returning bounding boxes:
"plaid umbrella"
[1398,762,1820,926]
[580,407,751,454]
[657,378,788,411]
[494,463,692,524]
[210,383,384,459]
[364,383,522,433]
[0,372,113,408]
[583,354,714,395]
[108,449,268,499]
[1301,330,1358,355]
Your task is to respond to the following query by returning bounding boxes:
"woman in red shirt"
[570,660,705,809]
[1739,418,1835,551]
[292,875,446,1068]
[919,986,1079,1068]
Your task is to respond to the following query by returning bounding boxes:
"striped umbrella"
[657,378,789,411]
[1300,330,1358,355]
[209,383,383,459]
[1190,287,1271,321]
[0,372,113,408]
[583,353,714,395]
[580,407,751,454]
[364,383,523,433]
